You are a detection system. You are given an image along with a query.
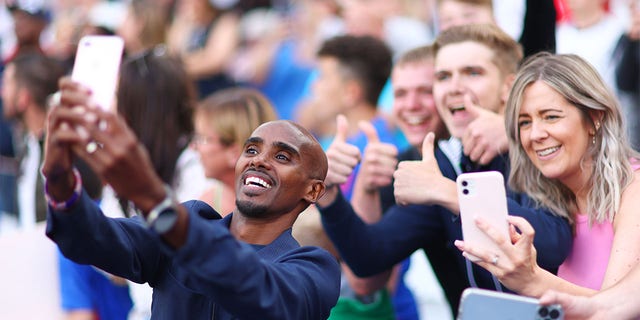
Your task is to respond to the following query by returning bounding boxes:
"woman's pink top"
[557,213,613,290]
[557,162,640,290]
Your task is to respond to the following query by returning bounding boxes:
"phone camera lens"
[549,309,560,319]
[462,189,469,195]
[538,307,549,317]
[461,181,468,187]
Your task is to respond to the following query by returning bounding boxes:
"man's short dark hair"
[10,53,65,110]
[317,35,392,107]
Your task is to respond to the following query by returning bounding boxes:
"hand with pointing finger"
[393,132,458,211]
[319,114,361,206]
[461,94,508,165]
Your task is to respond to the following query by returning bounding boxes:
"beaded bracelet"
[44,167,83,211]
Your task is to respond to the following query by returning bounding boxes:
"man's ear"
[500,73,517,106]
[16,87,31,113]
[343,79,363,107]
[304,180,326,204]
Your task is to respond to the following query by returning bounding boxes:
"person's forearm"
[596,262,640,318]
[520,268,598,298]
[342,263,391,296]
[317,185,340,208]
[351,186,383,223]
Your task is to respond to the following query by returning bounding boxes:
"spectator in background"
[82,45,211,320]
[436,0,496,31]
[192,87,278,215]
[117,0,169,57]
[435,0,556,56]
[614,0,639,150]
[349,45,462,318]
[0,53,64,230]
[4,0,50,63]
[0,57,19,225]
[339,0,433,59]
[104,46,211,215]
[298,35,407,199]
[168,0,239,98]
[230,0,342,120]
[298,34,416,320]
[555,0,639,149]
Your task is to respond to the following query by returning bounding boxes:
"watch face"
[153,209,178,234]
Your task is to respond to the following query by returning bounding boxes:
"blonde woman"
[456,53,640,299]
[192,88,278,215]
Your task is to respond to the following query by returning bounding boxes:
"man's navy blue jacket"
[319,146,572,294]
[47,192,341,320]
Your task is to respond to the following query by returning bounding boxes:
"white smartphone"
[458,288,564,320]
[456,171,509,262]
[71,35,124,112]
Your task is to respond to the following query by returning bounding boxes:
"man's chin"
[235,199,269,218]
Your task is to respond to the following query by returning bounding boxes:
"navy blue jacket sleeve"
[505,192,573,272]
[46,191,166,284]
[157,203,341,320]
[320,188,572,278]
[320,191,448,277]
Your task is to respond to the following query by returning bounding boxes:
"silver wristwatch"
[143,184,179,234]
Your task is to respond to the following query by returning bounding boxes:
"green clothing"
[328,289,395,320]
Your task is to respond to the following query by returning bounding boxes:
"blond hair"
[434,24,522,77]
[506,53,639,224]
[195,88,278,147]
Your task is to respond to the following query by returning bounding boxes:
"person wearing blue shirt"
[41,79,340,320]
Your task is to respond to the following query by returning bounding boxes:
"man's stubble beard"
[235,199,269,218]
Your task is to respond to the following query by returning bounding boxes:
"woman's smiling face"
[518,81,594,190]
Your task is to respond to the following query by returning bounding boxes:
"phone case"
[456,171,509,262]
[71,35,124,111]
[457,288,564,320]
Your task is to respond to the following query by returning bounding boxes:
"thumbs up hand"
[461,93,508,165]
[394,132,457,210]
[356,120,399,193]
[324,114,361,189]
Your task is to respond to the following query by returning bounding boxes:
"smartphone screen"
[456,171,510,262]
[71,35,124,112]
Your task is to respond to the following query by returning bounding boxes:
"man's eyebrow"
[273,141,300,157]
[244,137,263,146]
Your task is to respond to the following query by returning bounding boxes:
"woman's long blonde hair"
[505,53,639,224]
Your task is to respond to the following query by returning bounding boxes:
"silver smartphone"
[457,171,510,262]
[458,288,564,320]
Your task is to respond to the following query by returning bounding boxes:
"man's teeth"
[245,176,271,188]
[537,146,559,157]
[450,105,465,113]
[406,116,425,125]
